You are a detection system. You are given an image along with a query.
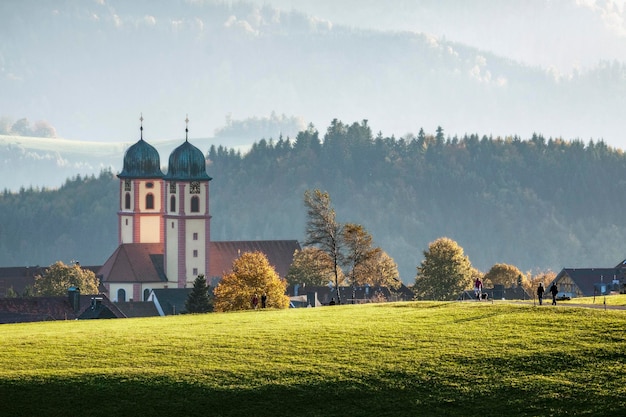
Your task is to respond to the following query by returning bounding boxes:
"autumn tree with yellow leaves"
[213,251,290,312]
[34,261,100,296]
[414,237,473,301]
[483,263,525,288]
[286,246,341,287]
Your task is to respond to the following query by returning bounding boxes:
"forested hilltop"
[2,120,626,283]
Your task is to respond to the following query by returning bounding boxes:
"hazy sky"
[244,0,626,73]
[2,0,626,148]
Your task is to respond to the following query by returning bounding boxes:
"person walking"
[474,277,483,301]
[252,294,259,309]
[550,282,558,305]
[261,293,267,308]
[537,282,545,305]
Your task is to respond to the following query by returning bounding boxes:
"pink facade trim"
[204,181,211,280]
[178,218,187,288]
[133,179,141,243]
[177,183,186,288]
[160,181,166,244]
[133,283,141,302]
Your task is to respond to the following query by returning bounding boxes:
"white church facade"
[98,119,299,302]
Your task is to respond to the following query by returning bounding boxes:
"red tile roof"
[209,240,300,279]
[0,266,45,296]
[0,265,103,297]
[98,243,166,283]
[98,240,299,284]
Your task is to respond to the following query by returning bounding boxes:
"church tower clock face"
[190,181,200,194]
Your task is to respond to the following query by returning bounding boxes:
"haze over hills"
[250,0,626,74]
[3,1,626,279]
[0,110,301,191]
[1,0,625,164]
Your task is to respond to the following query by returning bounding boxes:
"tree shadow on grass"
[0,371,622,417]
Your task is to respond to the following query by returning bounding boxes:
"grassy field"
[0,302,625,417]
[559,293,626,306]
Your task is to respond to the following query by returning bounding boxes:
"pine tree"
[185,275,213,313]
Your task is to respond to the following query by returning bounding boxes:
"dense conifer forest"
[2,119,626,283]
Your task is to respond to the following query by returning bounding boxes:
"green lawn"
[0,302,624,417]
[559,293,626,306]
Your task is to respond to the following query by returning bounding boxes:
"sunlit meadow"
[0,302,624,416]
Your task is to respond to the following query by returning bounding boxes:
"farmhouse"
[549,262,625,297]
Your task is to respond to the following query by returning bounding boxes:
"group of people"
[255,281,560,307]
[536,282,559,305]
[475,277,560,306]
[251,293,268,309]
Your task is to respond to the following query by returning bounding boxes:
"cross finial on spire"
[140,113,144,140]
[185,114,189,141]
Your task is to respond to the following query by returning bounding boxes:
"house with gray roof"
[550,267,623,297]
[0,287,125,324]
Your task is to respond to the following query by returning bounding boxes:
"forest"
[2,119,626,283]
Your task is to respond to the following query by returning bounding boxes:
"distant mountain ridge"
[1,0,624,148]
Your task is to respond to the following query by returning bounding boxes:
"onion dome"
[118,116,164,179]
[164,117,212,181]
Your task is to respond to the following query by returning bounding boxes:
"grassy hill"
[0,301,624,416]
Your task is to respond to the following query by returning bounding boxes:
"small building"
[550,268,622,297]
[149,288,194,316]
[0,288,125,324]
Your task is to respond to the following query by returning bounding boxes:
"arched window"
[117,288,126,302]
[191,196,200,213]
[143,289,150,301]
[170,195,176,213]
[146,193,154,210]
[125,193,131,209]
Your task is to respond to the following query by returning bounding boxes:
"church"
[97,118,300,303]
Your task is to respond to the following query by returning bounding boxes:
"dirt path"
[504,300,626,310]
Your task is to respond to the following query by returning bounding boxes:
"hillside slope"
[0,303,624,416]
[2,122,626,283]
